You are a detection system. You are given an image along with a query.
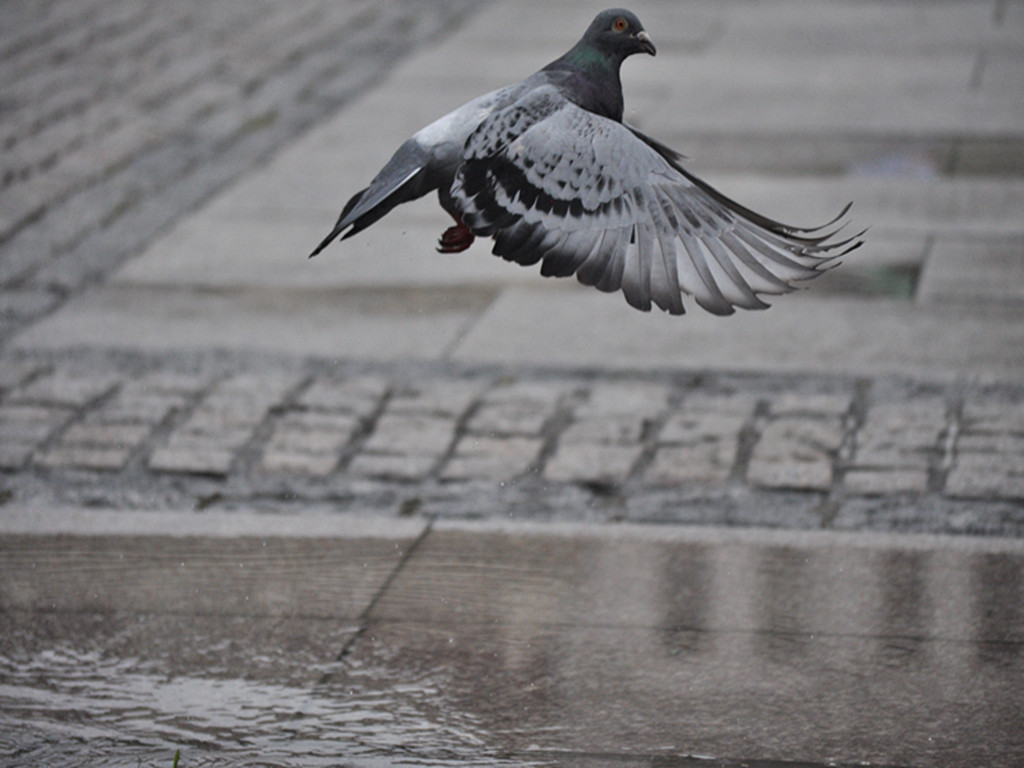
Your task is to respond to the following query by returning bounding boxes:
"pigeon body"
[310,8,861,316]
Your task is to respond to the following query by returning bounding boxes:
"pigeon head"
[544,9,655,120]
[579,9,656,61]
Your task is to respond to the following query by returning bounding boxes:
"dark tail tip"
[308,229,340,259]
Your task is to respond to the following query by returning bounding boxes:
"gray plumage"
[310,8,862,316]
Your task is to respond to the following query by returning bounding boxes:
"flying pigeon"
[310,8,862,316]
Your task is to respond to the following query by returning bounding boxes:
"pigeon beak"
[636,30,656,56]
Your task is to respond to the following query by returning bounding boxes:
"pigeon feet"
[437,220,475,253]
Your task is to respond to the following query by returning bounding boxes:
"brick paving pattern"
[947,399,1024,500]
[0,0,482,343]
[148,373,301,476]
[1,354,1021,534]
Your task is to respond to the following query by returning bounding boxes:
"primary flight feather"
[310,8,862,316]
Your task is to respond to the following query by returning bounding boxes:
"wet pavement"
[2,510,1023,767]
[2,0,1024,765]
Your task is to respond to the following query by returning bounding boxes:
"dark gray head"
[543,8,656,121]
[578,9,656,61]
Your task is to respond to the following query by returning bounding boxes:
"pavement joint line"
[730,396,770,486]
[933,394,963,493]
[335,380,396,476]
[429,388,486,481]
[234,373,314,480]
[326,513,437,671]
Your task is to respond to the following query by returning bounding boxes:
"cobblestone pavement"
[0,0,482,343]
[2,350,1022,535]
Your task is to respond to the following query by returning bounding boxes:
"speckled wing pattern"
[451,85,860,315]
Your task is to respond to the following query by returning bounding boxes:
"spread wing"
[450,86,861,315]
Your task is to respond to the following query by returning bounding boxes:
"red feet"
[437,219,475,253]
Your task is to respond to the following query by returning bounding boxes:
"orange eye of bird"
[613,17,628,32]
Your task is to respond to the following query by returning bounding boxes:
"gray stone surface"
[450,287,1024,378]
[2,2,1024,764]
[917,236,1024,307]
[6,510,1020,767]
[0,0,1021,528]
[442,434,544,482]
[747,414,845,492]
[1,354,1020,535]
[11,1,1024,382]
[0,0,484,344]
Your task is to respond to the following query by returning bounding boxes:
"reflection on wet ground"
[356,526,1023,765]
[0,636,513,767]
[1,521,1022,767]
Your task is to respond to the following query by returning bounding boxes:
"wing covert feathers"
[451,88,862,315]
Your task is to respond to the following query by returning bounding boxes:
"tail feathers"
[309,188,367,257]
[308,166,425,258]
[309,140,431,258]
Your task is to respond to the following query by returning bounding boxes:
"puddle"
[0,645,529,768]
[3,526,1022,766]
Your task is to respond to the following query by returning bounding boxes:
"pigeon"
[309,8,862,316]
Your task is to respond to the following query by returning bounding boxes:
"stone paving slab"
[357,520,1024,765]
[917,236,1024,308]
[110,201,529,289]
[11,282,496,360]
[0,527,409,621]
[451,287,1024,379]
[3,511,1022,766]
[110,175,1024,288]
